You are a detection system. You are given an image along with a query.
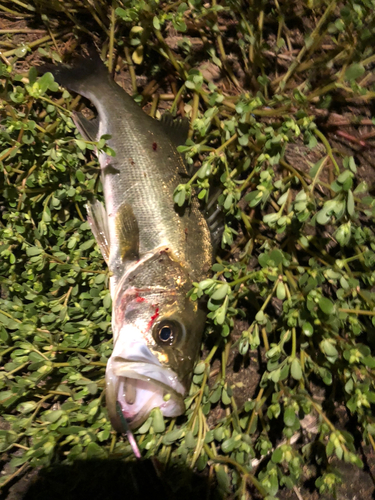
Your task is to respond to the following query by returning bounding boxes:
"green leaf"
[38,72,59,93]
[284,407,296,427]
[211,283,229,301]
[309,157,324,177]
[86,442,106,459]
[347,190,354,216]
[26,247,43,257]
[221,388,231,405]
[185,430,196,449]
[318,297,334,315]
[76,139,86,151]
[321,339,338,358]
[153,16,160,30]
[162,429,183,445]
[57,426,85,435]
[152,408,165,433]
[316,208,331,225]
[213,427,224,441]
[345,63,365,81]
[263,212,280,224]
[269,249,283,266]
[210,385,222,404]
[80,239,95,251]
[44,410,63,423]
[194,361,206,375]
[302,322,313,337]
[215,465,231,494]
[255,310,266,323]
[221,437,235,453]
[290,358,302,380]
[137,417,152,435]
[15,46,28,58]
[276,282,286,300]
[17,401,37,414]
[272,447,283,463]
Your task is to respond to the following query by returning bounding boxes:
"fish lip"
[113,360,185,399]
[106,357,186,431]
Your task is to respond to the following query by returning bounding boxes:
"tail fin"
[37,46,109,95]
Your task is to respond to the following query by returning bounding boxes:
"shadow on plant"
[20,458,223,500]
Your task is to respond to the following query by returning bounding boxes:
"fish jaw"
[105,327,185,430]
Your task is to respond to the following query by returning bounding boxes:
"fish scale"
[90,81,211,283]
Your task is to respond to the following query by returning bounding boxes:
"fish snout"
[105,340,186,431]
[112,340,161,365]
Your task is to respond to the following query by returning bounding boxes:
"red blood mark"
[146,308,159,331]
[152,142,157,151]
[134,290,145,303]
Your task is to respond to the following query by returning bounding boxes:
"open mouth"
[106,357,185,430]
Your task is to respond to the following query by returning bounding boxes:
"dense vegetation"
[1,1,375,498]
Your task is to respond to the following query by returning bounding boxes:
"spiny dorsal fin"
[73,112,100,142]
[159,112,189,148]
[115,202,139,262]
[86,198,110,263]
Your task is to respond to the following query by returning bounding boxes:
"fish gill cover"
[1,1,375,499]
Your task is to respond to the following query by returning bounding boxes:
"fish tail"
[37,46,110,96]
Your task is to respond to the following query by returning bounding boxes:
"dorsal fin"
[73,112,100,142]
[115,202,139,262]
[159,112,189,148]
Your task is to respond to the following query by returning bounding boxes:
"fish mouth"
[106,356,186,431]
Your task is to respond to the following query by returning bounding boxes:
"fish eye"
[154,320,183,346]
[159,325,173,342]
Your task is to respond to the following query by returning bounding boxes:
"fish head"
[106,249,207,430]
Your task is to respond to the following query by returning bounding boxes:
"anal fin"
[86,199,110,263]
[115,202,139,262]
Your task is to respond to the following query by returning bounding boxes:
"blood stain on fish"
[152,142,157,151]
[146,308,159,331]
[134,291,145,303]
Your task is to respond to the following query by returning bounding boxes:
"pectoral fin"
[73,112,100,142]
[205,188,224,253]
[115,202,139,262]
[86,199,110,263]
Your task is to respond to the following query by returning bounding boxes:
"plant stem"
[339,308,375,316]
[204,443,268,497]
[314,129,340,175]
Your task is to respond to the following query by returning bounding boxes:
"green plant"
[1,1,375,498]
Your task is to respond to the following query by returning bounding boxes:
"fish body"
[45,51,212,429]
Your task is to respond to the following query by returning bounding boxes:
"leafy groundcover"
[1,1,375,499]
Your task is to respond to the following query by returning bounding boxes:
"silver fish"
[45,50,213,430]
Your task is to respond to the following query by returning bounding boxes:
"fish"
[42,49,213,430]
